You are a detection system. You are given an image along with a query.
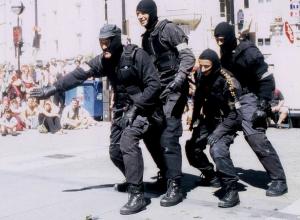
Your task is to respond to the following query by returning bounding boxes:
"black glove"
[168,72,187,92]
[160,72,186,100]
[123,105,139,127]
[251,99,271,128]
[30,86,57,99]
[159,87,171,100]
[207,133,221,146]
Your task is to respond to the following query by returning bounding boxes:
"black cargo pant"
[186,119,238,186]
[210,133,239,187]
[238,93,286,181]
[109,111,165,185]
[161,92,187,179]
[185,121,215,173]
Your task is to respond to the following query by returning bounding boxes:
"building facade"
[0,0,104,65]
[233,0,300,108]
[0,0,233,64]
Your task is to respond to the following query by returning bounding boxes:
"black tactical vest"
[143,19,179,87]
[106,44,142,107]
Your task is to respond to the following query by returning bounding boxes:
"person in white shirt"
[61,98,94,129]
[0,108,18,136]
[38,99,64,134]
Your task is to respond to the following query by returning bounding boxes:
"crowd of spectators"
[0,56,97,136]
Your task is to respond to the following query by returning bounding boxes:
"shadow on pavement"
[181,172,201,193]
[213,182,247,199]
[62,184,114,192]
[236,167,270,189]
[144,172,200,198]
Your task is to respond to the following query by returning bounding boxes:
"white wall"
[234,0,300,108]
[0,0,225,64]
[119,0,223,57]
[0,0,104,65]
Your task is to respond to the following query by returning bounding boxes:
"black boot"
[114,181,128,193]
[266,180,288,197]
[160,178,184,207]
[218,183,240,208]
[120,184,146,215]
[199,168,221,188]
[145,171,167,192]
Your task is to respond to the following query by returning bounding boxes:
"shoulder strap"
[233,40,257,60]
[220,68,241,109]
[121,44,139,67]
[151,19,177,54]
[152,19,172,35]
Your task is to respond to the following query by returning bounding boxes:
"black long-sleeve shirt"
[192,69,242,135]
[142,19,195,89]
[221,40,275,101]
[54,45,161,112]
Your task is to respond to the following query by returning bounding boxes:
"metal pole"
[122,0,127,35]
[230,0,235,26]
[17,15,20,71]
[104,0,108,23]
[103,0,111,121]
[225,0,235,25]
[35,0,38,27]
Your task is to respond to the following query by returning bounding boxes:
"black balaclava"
[214,22,237,55]
[136,0,158,30]
[199,49,221,76]
[99,24,123,62]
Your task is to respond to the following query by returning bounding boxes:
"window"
[220,0,226,17]
[244,0,249,8]
[257,38,264,46]
[264,38,271,45]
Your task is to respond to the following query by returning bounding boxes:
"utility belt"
[114,84,143,104]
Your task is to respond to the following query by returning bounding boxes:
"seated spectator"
[10,97,25,114]
[0,108,18,136]
[21,97,39,129]
[7,70,25,100]
[270,88,289,128]
[10,97,26,131]
[0,96,11,117]
[61,98,95,129]
[21,64,35,94]
[38,99,64,134]
[182,99,193,131]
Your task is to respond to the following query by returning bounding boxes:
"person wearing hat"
[214,22,287,197]
[187,49,242,208]
[30,23,163,215]
[136,0,196,207]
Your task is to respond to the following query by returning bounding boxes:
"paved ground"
[0,122,299,220]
